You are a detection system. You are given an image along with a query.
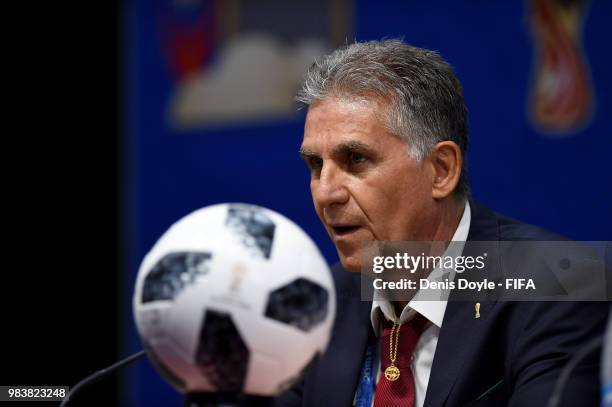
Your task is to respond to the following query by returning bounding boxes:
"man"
[276,39,609,406]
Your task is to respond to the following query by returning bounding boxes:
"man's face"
[300,97,436,272]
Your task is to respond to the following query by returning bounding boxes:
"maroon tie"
[373,313,430,407]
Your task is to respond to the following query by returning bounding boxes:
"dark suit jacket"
[275,201,610,407]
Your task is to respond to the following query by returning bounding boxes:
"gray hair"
[296,39,470,199]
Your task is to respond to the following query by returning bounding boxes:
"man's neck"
[429,198,466,242]
[393,301,406,318]
[394,198,466,315]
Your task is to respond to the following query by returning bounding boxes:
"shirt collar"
[370,201,472,331]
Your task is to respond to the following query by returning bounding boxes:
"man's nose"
[312,163,350,208]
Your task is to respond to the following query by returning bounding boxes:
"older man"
[276,40,608,407]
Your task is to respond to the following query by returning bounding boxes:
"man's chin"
[338,255,361,273]
[333,240,365,272]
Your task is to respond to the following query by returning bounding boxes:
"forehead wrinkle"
[302,97,398,159]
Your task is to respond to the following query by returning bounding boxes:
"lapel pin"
[475,302,481,319]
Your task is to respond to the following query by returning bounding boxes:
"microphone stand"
[60,350,146,407]
[61,349,277,407]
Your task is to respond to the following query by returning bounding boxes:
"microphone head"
[133,203,335,396]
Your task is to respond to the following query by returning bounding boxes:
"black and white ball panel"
[195,310,250,393]
[142,252,212,303]
[225,205,275,259]
[264,278,329,332]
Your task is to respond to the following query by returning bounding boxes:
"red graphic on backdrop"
[158,0,216,80]
[528,0,595,135]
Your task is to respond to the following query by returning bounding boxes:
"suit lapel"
[423,300,496,406]
[423,200,501,407]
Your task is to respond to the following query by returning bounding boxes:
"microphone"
[184,393,274,407]
[60,350,146,406]
[602,308,612,407]
[547,335,604,407]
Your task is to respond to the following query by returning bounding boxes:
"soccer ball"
[133,203,335,396]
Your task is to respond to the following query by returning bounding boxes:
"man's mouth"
[330,225,361,237]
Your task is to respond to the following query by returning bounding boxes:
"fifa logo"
[527,0,595,136]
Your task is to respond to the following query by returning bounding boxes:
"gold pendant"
[384,365,400,381]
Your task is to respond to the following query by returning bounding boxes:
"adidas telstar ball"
[133,203,335,396]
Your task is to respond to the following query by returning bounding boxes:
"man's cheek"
[314,207,325,224]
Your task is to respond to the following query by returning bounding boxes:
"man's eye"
[349,152,366,164]
[309,157,323,169]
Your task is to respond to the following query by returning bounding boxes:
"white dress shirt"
[360,202,471,407]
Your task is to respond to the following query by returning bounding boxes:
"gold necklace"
[384,305,401,381]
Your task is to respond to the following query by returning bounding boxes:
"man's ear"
[428,141,462,199]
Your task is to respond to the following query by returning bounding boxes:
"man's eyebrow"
[299,141,374,159]
[298,147,318,158]
[332,141,372,156]
[299,140,372,158]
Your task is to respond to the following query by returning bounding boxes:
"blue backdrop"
[121,1,611,405]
